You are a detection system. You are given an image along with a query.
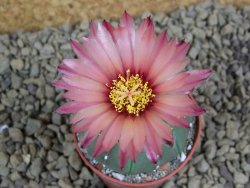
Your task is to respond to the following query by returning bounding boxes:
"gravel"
[0,0,249,187]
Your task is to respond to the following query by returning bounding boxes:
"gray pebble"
[0,166,9,177]
[196,159,209,173]
[25,118,42,136]
[188,176,200,188]
[221,24,233,35]
[234,172,249,184]
[0,152,8,166]
[217,145,230,156]
[11,73,22,89]
[219,165,233,182]
[29,158,42,178]
[10,59,24,71]
[80,167,93,180]
[21,47,31,56]
[189,46,199,59]
[0,55,10,74]
[208,14,218,26]
[58,178,73,188]
[30,63,39,77]
[9,127,24,142]
[10,171,22,181]
[10,154,22,168]
[193,27,206,39]
[68,152,83,171]
[41,44,55,55]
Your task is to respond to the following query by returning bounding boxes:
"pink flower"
[53,12,211,168]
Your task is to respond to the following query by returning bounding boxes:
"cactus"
[77,116,196,175]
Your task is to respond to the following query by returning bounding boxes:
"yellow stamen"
[109,70,155,116]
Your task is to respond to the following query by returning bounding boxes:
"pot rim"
[73,115,203,187]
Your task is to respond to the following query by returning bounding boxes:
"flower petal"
[63,90,107,102]
[119,118,134,152]
[148,38,176,82]
[144,139,158,163]
[80,131,96,148]
[141,31,167,75]
[155,94,205,116]
[52,80,75,90]
[134,17,156,73]
[152,58,188,85]
[145,112,173,144]
[154,69,212,94]
[70,103,110,124]
[56,101,92,114]
[62,74,107,92]
[88,22,124,74]
[119,149,129,169]
[114,11,135,69]
[152,106,189,128]
[133,117,146,153]
[126,141,137,162]
[62,59,109,84]
[87,111,118,137]
[93,130,107,157]
[102,115,125,152]
[144,118,163,156]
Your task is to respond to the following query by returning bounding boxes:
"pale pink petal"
[88,22,124,74]
[62,59,109,83]
[152,58,188,85]
[70,103,110,124]
[133,117,146,153]
[142,31,168,73]
[62,74,107,92]
[80,131,96,148]
[155,93,195,107]
[103,20,115,41]
[63,90,107,102]
[119,149,129,169]
[72,117,94,133]
[70,40,93,64]
[114,11,135,69]
[152,106,189,128]
[52,80,75,90]
[145,112,173,144]
[176,40,190,57]
[144,139,158,163]
[134,17,156,73]
[119,118,134,152]
[154,69,212,94]
[126,141,137,162]
[102,115,125,152]
[148,39,176,82]
[82,37,119,77]
[144,118,163,155]
[154,94,205,116]
[56,101,92,114]
[87,111,118,137]
[93,130,107,157]
[156,103,205,117]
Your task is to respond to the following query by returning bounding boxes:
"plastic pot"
[73,115,203,188]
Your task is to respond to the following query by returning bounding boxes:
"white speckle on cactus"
[180,152,186,162]
[187,145,192,150]
[104,155,108,160]
[112,172,125,181]
[189,122,193,127]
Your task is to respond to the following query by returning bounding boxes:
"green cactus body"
[77,116,196,175]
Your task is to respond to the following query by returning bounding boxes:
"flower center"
[109,70,155,116]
